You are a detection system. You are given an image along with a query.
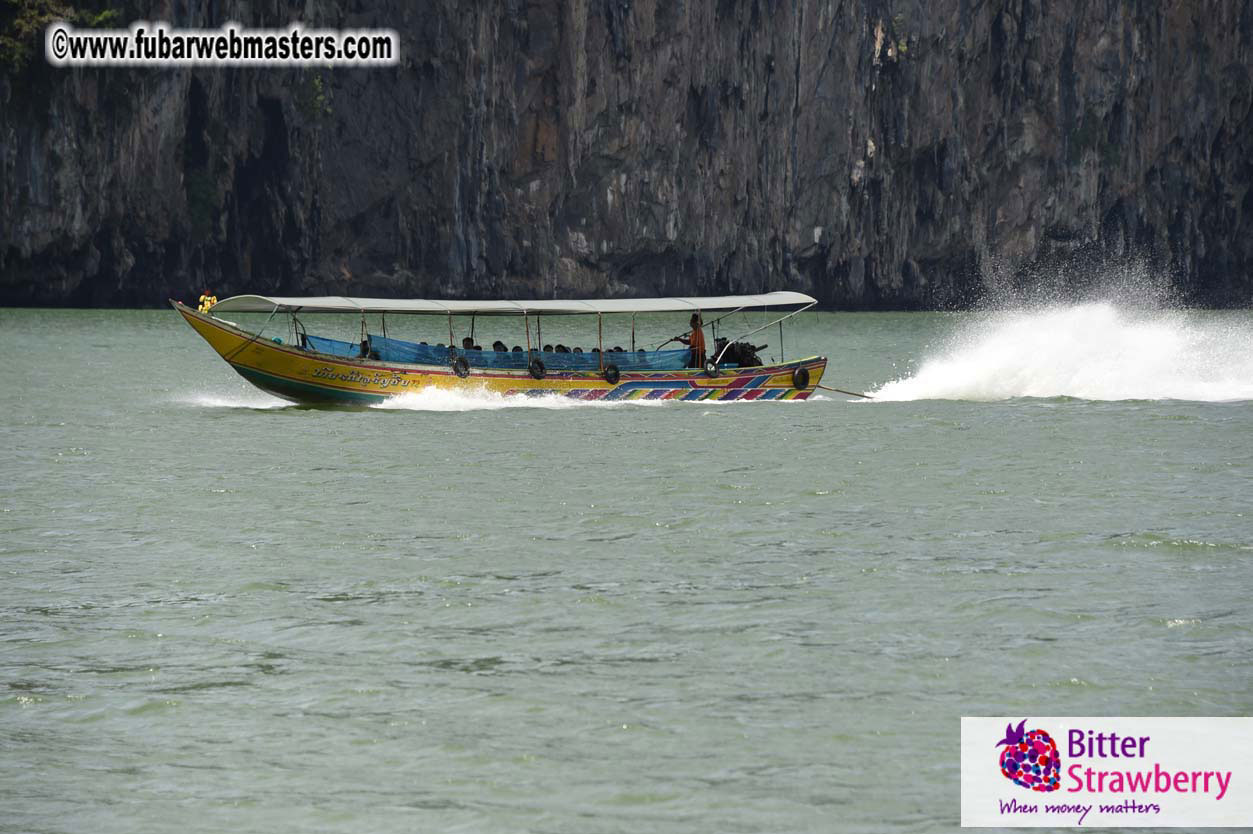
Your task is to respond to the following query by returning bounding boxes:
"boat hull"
[173,302,827,405]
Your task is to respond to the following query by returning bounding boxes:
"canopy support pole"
[524,312,531,353]
[652,305,746,349]
[291,313,308,348]
[598,313,604,372]
[706,306,747,331]
[224,304,281,362]
[711,302,815,365]
[447,313,454,354]
[631,314,636,352]
[537,316,542,349]
[779,318,784,362]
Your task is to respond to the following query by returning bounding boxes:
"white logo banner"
[961,717,1253,827]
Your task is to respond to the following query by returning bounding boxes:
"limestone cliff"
[1,0,1250,307]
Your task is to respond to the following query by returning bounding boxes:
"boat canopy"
[209,291,817,316]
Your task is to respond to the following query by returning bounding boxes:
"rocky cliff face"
[2,0,1251,308]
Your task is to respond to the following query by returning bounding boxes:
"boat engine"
[714,338,766,367]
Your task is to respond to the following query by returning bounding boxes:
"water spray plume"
[872,302,1253,402]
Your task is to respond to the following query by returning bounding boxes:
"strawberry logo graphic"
[996,719,1060,792]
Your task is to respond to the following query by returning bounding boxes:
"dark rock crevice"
[1,0,1250,308]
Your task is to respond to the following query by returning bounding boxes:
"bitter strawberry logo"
[996,719,1061,792]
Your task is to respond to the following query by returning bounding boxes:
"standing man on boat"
[677,312,706,368]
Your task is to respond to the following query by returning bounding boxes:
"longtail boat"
[172,293,826,404]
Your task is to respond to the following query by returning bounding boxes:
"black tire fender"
[792,366,810,391]
[529,358,546,380]
[603,363,621,384]
[451,356,471,378]
[704,359,718,377]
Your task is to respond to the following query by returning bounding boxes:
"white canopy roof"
[210,291,817,315]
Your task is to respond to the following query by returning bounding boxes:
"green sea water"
[2,304,1251,833]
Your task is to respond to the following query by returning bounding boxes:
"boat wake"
[178,392,290,410]
[372,388,670,412]
[871,302,1253,402]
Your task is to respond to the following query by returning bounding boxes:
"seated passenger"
[573,347,583,353]
[492,340,507,352]
[512,345,523,352]
[543,344,553,352]
[556,344,570,353]
[461,337,475,350]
